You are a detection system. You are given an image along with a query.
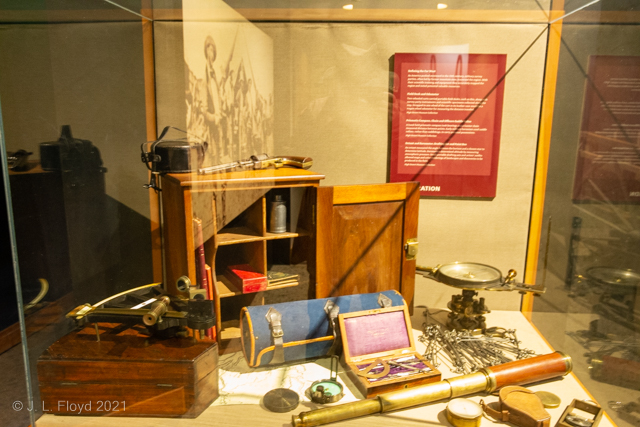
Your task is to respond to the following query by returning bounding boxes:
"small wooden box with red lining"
[339,305,441,398]
[226,264,268,293]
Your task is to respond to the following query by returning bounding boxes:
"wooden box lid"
[38,324,218,387]
[40,324,215,363]
[338,306,440,398]
[339,306,417,362]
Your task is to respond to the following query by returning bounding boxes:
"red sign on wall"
[390,53,507,198]
[572,55,640,204]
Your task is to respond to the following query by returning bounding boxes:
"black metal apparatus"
[140,126,205,191]
[66,283,215,339]
[417,262,545,332]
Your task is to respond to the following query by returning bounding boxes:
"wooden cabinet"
[160,168,418,347]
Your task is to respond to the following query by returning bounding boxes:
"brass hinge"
[404,238,418,260]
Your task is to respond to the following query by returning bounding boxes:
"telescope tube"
[292,351,572,427]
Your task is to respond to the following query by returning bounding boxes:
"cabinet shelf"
[217,227,311,246]
[216,274,300,299]
[217,227,263,245]
[216,275,243,298]
[265,227,311,240]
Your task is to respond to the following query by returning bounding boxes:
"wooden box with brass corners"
[338,305,441,398]
[37,323,218,417]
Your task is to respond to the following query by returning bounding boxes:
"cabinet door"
[316,182,419,308]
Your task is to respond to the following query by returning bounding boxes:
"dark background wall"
[0,20,154,339]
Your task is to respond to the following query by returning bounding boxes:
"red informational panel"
[572,55,640,204]
[390,53,507,198]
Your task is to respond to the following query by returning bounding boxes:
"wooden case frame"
[338,305,440,398]
[37,323,219,418]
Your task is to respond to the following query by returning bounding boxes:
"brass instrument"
[292,352,572,427]
[67,282,214,338]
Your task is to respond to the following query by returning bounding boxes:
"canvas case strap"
[265,307,285,365]
[324,300,341,356]
[481,386,551,427]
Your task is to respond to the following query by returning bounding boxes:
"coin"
[263,388,300,413]
[535,391,561,408]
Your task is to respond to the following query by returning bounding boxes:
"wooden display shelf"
[265,227,311,240]
[216,227,263,245]
[217,227,311,246]
[216,275,243,298]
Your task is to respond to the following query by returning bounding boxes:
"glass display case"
[0,1,637,426]
[527,2,640,426]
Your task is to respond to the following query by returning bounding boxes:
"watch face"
[438,263,502,288]
[534,391,561,408]
[447,398,483,420]
[311,381,342,396]
[310,380,344,404]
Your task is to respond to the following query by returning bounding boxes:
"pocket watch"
[446,398,483,427]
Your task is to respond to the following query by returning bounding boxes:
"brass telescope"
[292,351,572,427]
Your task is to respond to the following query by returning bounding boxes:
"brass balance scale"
[417,262,545,332]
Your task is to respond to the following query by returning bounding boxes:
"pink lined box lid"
[343,310,410,357]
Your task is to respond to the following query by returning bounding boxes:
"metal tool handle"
[142,296,171,326]
[330,355,339,382]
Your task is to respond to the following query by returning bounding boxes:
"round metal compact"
[535,391,561,409]
[446,398,483,427]
[310,380,344,404]
[309,356,344,404]
[263,388,300,413]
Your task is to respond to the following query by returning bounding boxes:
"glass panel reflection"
[532,4,640,427]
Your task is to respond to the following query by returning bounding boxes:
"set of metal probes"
[419,324,536,375]
[356,356,432,382]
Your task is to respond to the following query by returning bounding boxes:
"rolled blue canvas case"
[240,290,405,367]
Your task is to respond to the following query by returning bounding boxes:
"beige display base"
[36,310,615,427]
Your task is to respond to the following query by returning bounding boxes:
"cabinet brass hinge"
[404,238,418,260]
